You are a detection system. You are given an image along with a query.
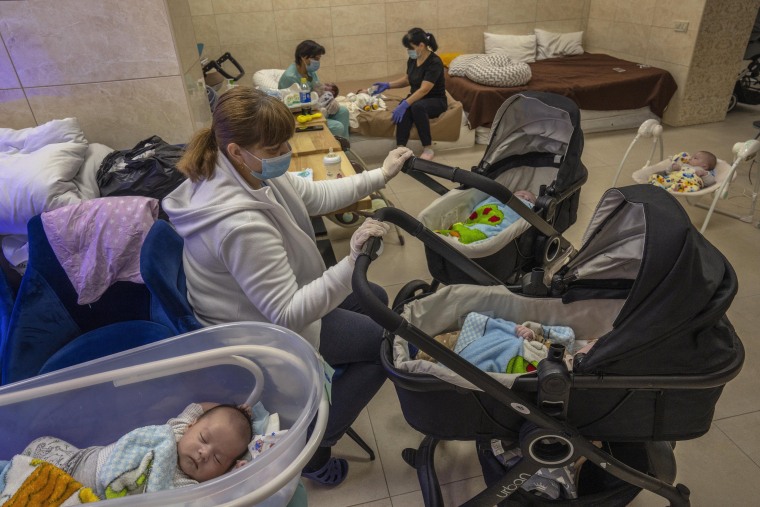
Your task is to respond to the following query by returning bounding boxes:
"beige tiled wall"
[189,0,589,83]
[586,0,760,126]
[0,0,210,147]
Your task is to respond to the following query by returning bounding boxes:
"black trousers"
[318,282,388,446]
[395,97,447,147]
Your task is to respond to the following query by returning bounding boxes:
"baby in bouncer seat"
[16,403,253,500]
[436,190,537,244]
[648,151,717,192]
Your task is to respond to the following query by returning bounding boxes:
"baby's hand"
[670,162,681,172]
[694,168,707,177]
[515,325,535,340]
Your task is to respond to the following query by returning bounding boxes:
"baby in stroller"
[648,150,718,191]
[435,190,537,244]
[19,402,253,499]
[413,312,577,375]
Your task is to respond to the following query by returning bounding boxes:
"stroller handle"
[202,52,245,81]
[402,156,572,251]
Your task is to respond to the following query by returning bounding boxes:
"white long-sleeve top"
[162,150,386,349]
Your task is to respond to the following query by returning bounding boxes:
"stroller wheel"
[327,212,363,228]
[728,92,738,112]
[392,280,434,309]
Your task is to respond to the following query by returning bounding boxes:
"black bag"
[97,136,186,202]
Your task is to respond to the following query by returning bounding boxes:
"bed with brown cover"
[446,52,677,129]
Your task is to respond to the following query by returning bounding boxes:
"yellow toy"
[296,112,323,123]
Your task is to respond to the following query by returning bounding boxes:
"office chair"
[0,267,14,348]
[139,220,202,335]
[1,215,173,384]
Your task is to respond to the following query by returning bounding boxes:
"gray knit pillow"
[448,54,481,77]
[464,54,532,87]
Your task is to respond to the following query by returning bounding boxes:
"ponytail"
[402,27,437,52]
[425,32,438,52]
[177,87,294,183]
[177,127,218,182]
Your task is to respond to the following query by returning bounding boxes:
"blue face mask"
[306,59,320,72]
[407,49,418,60]
[243,145,292,180]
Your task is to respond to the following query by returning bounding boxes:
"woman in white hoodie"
[163,87,412,487]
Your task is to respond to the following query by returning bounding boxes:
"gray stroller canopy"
[569,185,738,376]
[480,91,586,192]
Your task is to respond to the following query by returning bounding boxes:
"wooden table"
[290,118,342,156]
[288,127,371,212]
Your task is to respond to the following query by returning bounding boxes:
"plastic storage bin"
[0,322,327,507]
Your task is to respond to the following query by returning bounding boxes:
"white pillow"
[534,29,584,60]
[484,33,537,63]
[252,69,285,91]
[74,143,114,200]
[0,119,88,234]
[0,117,86,154]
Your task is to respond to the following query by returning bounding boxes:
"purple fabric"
[41,196,158,304]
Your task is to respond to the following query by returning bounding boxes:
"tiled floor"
[305,103,760,507]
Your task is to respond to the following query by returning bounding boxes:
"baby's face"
[688,152,711,170]
[177,409,248,482]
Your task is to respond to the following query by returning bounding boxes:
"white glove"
[349,218,390,262]
[381,147,414,182]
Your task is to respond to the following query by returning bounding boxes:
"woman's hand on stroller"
[381,146,414,181]
[350,218,390,262]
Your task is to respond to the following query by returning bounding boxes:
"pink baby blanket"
[41,196,158,304]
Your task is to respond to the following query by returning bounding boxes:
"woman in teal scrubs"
[278,40,350,138]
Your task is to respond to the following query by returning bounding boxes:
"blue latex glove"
[391,100,410,124]
[371,82,390,95]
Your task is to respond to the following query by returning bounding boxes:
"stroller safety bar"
[0,346,311,407]
[355,241,575,435]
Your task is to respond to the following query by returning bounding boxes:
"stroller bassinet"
[0,322,327,507]
[352,185,743,506]
[407,91,587,285]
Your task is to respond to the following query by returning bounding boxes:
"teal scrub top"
[278,63,321,90]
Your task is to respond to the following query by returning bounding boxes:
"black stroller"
[409,91,587,286]
[728,7,760,112]
[352,184,744,506]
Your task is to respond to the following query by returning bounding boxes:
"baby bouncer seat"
[611,119,760,232]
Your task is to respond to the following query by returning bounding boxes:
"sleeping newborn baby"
[21,402,252,499]
[436,190,536,244]
[648,151,717,192]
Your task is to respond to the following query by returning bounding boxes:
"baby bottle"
[323,147,341,178]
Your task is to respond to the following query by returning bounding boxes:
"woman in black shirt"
[372,28,447,161]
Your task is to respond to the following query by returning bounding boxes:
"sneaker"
[420,148,435,161]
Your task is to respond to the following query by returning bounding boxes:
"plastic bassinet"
[405,91,587,285]
[351,185,744,506]
[0,322,327,507]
